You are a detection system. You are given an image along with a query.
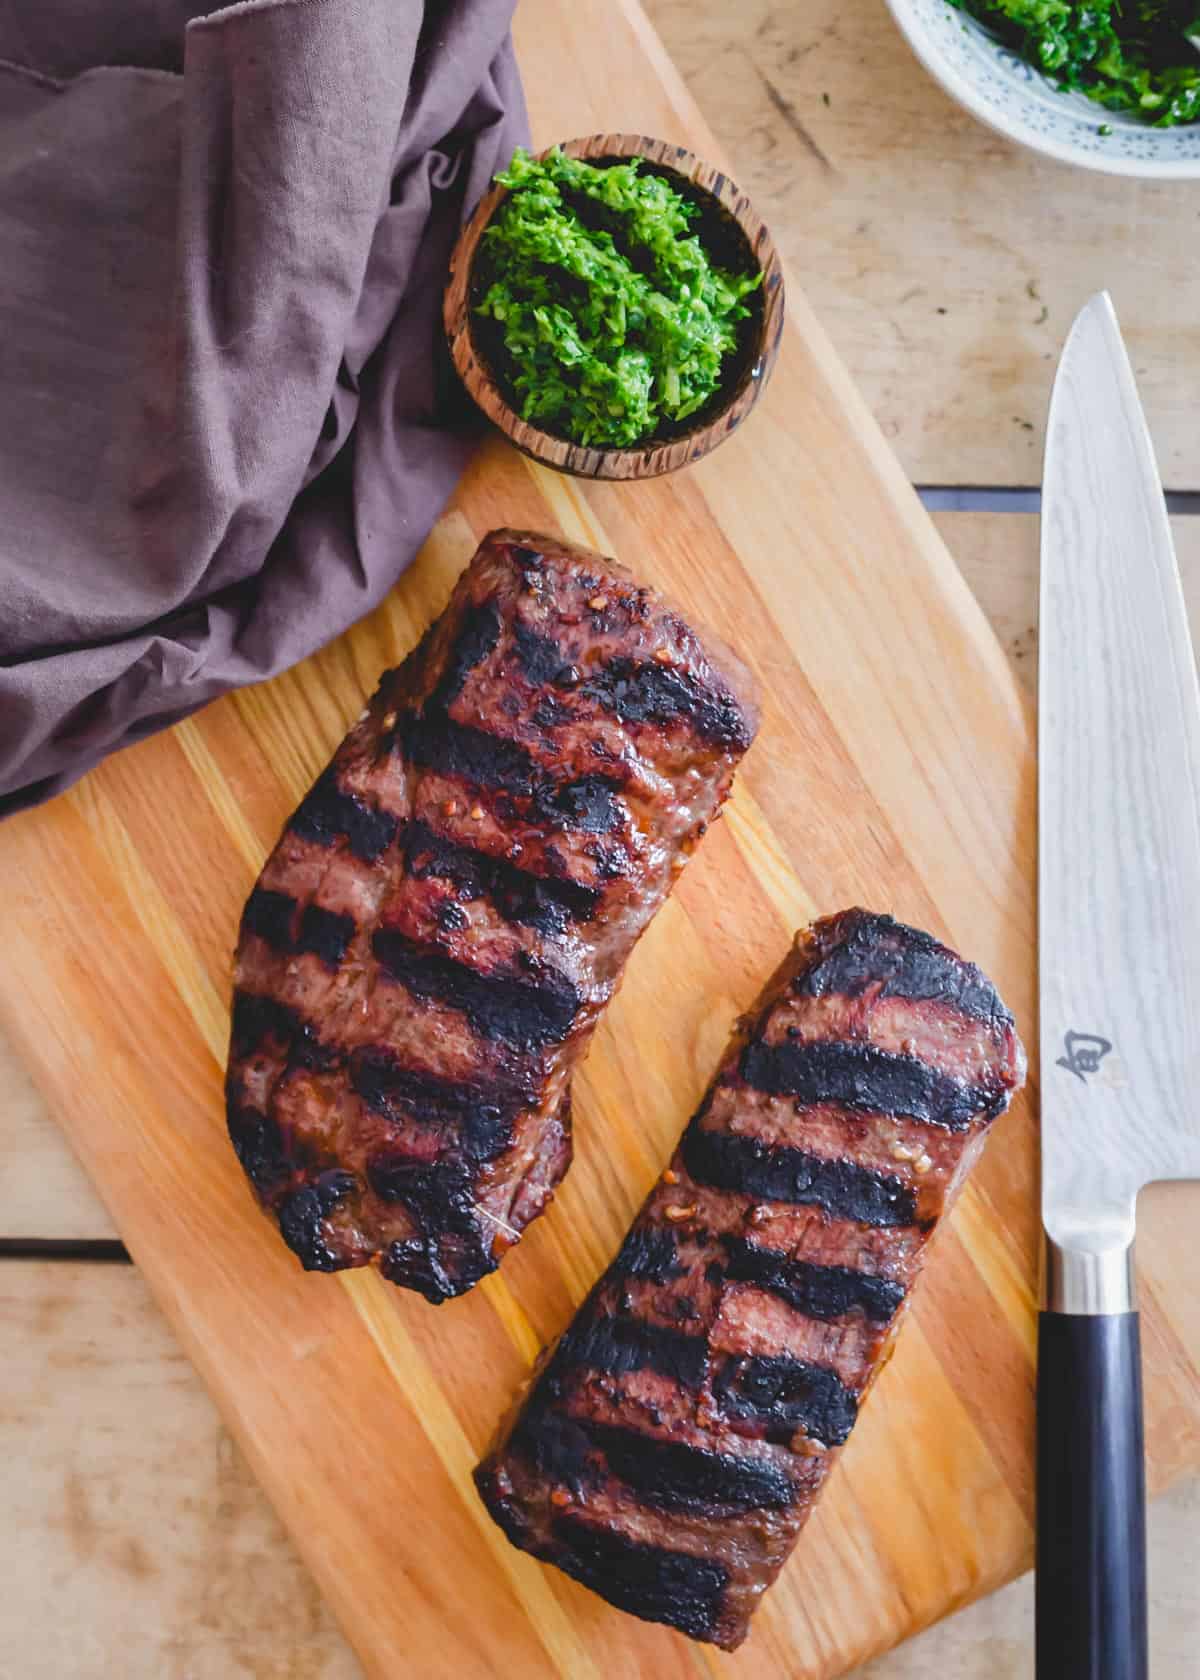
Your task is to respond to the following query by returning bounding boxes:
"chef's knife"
[1038,292,1200,1679]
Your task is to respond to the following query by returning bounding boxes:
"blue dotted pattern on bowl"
[885,0,1200,176]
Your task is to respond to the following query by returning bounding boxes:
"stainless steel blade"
[1040,293,1200,1288]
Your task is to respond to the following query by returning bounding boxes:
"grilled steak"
[225,528,759,1301]
[475,909,1026,1647]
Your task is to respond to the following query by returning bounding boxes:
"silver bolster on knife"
[1043,1229,1136,1316]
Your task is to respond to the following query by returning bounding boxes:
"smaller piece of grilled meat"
[225,528,759,1301]
[475,909,1026,1648]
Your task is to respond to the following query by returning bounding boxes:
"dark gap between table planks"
[0,1237,131,1263]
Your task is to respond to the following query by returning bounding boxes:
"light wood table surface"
[647,0,1200,490]
[4,1,1200,1674]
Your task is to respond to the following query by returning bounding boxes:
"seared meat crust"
[225,528,759,1300]
[475,910,1026,1646]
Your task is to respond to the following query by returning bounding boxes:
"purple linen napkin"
[0,0,528,813]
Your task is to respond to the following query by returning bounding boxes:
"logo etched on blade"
[1056,1031,1113,1084]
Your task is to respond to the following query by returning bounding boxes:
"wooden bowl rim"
[443,132,786,481]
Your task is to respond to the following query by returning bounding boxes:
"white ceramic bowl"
[885,0,1200,177]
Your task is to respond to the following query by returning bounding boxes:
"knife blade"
[1040,292,1200,1252]
[1037,291,1200,1680]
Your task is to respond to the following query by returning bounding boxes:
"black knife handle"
[1036,1309,1148,1680]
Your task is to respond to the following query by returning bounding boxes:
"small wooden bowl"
[444,134,785,481]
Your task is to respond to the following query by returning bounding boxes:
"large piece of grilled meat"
[225,528,759,1301]
[475,910,1026,1647]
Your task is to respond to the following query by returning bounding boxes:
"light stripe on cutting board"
[521,454,617,557]
[341,1268,608,1680]
[938,1179,1038,1356]
[723,789,820,934]
[2,795,256,1261]
[174,717,269,875]
[66,778,228,1065]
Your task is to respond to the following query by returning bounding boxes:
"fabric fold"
[0,0,528,813]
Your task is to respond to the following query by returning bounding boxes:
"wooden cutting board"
[1,3,1197,1675]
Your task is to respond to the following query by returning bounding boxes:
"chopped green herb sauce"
[951,0,1200,125]
[474,148,762,449]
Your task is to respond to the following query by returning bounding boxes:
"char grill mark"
[403,714,625,834]
[349,1047,520,1164]
[227,1106,290,1196]
[514,624,753,752]
[404,820,600,934]
[712,1352,858,1447]
[230,991,335,1071]
[554,1312,709,1391]
[739,1039,996,1131]
[367,1153,472,1214]
[242,891,355,968]
[289,768,399,862]
[546,1518,729,1643]
[402,712,538,794]
[513,1410,795,1515]
[532,696,572,730]
[242,888,296,950]
[513,621,568,686]
[580,1424,796,1515]
[371,931,580,1051]
[509,1408,597,1495]
[380,1236,494,1303]
[547,1300,858,1446]
[277,1170,359,1272]
[296,904,355,967]
[227,527,760,1300]
[241,818,604,953]
[795,907,1008,1026]
[720,1236,905,1324]
[475,909,1025,1648]
[681,1126,918,1228]
[581,655,753,751]
[532,774,624,835]
[231,989,295,1057]
[611,1224,688,1284]
[370,1155,495,1302]
[610,1221,904,1324]
[429,601,502,709]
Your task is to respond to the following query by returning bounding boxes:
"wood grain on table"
[6,1255,1196,1680]
[642,0,1200,490]
[4,516,1198,1678]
